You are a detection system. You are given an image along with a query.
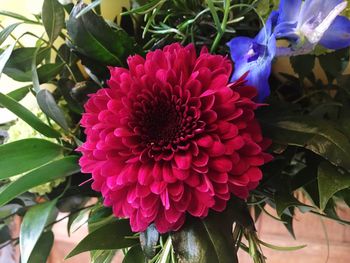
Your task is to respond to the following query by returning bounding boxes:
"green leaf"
[66,219,138,258]
[290,55,315,80]
[36,89,69,131]
[20,200,57,263]
[75,0,102,18]
[91,250,117,263]
[139,224,159,259]
[3,47,50,82]
[0,42,16,77]
[42,0,65,43]
[0,92,60,138]
[172,211,238,263]
[0,138,63,180]
[318,162,350,210]
[0,85,30,108]
[37,63,64,83]
[0,156,80,207]
[66,1,140,66]
[0,23,22,46]
[263,118,350,171]
[123,245,144,263]
[0,10,40,24]
[31,46,41,93]
[57,78,83,114]
[27,231,54,263]
[319,48,349,82]
[274,192,312,217]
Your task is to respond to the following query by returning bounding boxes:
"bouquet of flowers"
[1,0,350,262]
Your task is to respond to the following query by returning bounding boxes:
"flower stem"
[210,0,231,53]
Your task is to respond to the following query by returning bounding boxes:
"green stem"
[210,0,230,53]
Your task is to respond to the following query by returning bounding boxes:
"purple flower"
[275,0,350,50]
[227,12,278,102]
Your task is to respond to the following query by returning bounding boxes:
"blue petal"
[227,37,254,63]
[278,0,302,24]
[231,35,276,102]
[320,16,350,49]
[255,11,279,44]
[300,0,344,26]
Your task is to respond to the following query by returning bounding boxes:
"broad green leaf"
[0,92,60,138]
[139,224,159,259]
[172,210,238,263]
[319,48,349,82]
[27,231,54,263]
[75,0,102,18]
[263,118,350,171]
[42,0,65,43]
[123,245,144,263]
[0,23,22,46]
[0,42,15,76]
[37,63,64,83]
[0,138,63,179]
[274,192,312,217]
[0,10,40,24]
[36,89,69,131]
[3,47,50,82]
[66,219,138,258]
[0,156,80,207]
[66,1,140,66]
[20,200,57,263]
[0,85,30,108]
[318,162,350,210]
[290,55,315,80]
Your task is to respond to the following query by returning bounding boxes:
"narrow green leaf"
[91,250,117,263]
[0,10,40,24]
[0,156,80,207]
[0,23,22,46]
[258,239,306,251]
[42,0,65,43]
[0,85,30,108]
[0,92,60,138]
[0,138,63,179]
[20,201,57,263]
[31,46,41,93]
[75,0,102,18]
[27,231,54,263]
[0,42,15,77]
[66,219,138,258]
[37,89,69,131]
[318,162,350,210]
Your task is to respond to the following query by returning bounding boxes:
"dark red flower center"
[129,89,205,159]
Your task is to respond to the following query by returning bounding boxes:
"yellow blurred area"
[0,0,129,124]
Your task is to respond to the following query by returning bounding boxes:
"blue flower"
[275,0,350,50]
[227,12,278,102]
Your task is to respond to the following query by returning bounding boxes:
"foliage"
[0,0,349,263]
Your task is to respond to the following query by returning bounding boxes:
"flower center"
[141,99,181,145]
[129,89,205,158]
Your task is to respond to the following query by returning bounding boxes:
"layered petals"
[79,43,271,233]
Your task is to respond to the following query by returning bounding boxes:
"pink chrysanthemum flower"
[78,43,272,233]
